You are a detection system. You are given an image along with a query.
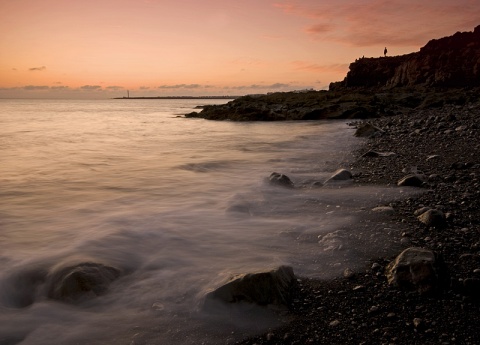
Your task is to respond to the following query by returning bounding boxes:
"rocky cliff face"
[337,25,480,89]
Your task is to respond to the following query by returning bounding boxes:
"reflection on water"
[0,99,413,344]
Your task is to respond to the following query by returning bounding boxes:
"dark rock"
[397,174,426,187]
[417,209,447,228]
[385,247,448,294]
[463,278,480,297]
[354,123,384,138]
[325,169,352,183]
[269,172,294,188]
[204,266,296,308]
[47,262,121,302]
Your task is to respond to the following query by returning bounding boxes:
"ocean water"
[0,99,410,344]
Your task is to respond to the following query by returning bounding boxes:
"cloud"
[274,0,480,47]
[226,83,292,90]
[80,85,102,91]
[29,66,47,71]
[23,85,50,90]
[106,85,124,91]
[158,84,202,89]
[291,61,349,73]
[51,86,70,90]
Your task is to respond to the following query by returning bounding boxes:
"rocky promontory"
[186,26,479,121]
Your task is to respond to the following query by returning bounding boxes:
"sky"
[1,0,479,99]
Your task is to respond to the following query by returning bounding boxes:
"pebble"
[329,319,341,327]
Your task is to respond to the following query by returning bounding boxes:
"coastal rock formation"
[186,26,480,121]
[204,266,296,309]
[338,25,480,88]
[386,247,447,294]
[47,262,121,303]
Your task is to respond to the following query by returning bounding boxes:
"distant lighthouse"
[127,90,130,98]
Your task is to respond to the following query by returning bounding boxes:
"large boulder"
[47,262,121,302]
[386,247,447,294]
[204,266,296,309]
[354,123,384,138]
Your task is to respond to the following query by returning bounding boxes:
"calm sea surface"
[0,99,408,344]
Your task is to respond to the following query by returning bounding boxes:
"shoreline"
[237,102,480,344]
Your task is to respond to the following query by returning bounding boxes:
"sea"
[0,99,412,344]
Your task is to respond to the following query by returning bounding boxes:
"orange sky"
[1,0,479,98]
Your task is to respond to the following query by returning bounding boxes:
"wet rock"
[47,262,121,302]
[417,209,447,228]
[397,174,426,187]
[269,172,294,188]
[354,123,384,138]
[204,266,296,308]
[386,247,447,294]
[325,169,352,183]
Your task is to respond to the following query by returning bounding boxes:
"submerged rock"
[47,262,121,302]
[386,247,447,294]
[269,172,294,188]
[325,169,352,183]
[204,266,296,308]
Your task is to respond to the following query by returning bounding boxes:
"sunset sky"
[1,0,479,99]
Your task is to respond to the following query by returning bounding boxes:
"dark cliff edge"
[186,26,480,121]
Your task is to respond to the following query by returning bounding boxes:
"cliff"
[335,25,480,89]
[187,26,480,121]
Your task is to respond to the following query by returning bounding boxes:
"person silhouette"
[384,47,388,57]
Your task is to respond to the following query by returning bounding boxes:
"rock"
[397,174,426,187]
[325,169,352,183]
[204,266,296,308]
[463,278,480,298]
[47,262,121,302]
[362,151,396,157]
[417,209,447,228]
[269,172,294,188]
[372,206,395,215]
[354,123,384,138]
[414,207,431,216]
[343,268,355,279]
[385,247,447,294]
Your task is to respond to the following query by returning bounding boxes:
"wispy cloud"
[29,66,47,71]
[80,85,102,90]
[291,61,349,73]
[275,0,480,47]
[106,85,124,91]
[23,85,49,90]
[158,84,202,89]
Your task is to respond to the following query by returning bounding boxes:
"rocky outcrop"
[186,26,480,121]
[204,266,296,309]
[339,26,480,88]
[269,172,294,188]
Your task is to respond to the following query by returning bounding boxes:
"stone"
[397,174,426,187]
[362,151,396,158]
[47,262,121,302]
[204,266,296,308]
[463,278,480,297]
[269,172,294,188]
[372,206,395,215]
[385,247,447,294]
[417,209,446,228]
[354,123,384,138]
[325,169,352,183]
[414,207,431,216]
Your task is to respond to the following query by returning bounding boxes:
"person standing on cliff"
[384,47,388,57]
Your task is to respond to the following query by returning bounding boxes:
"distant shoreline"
[113,96,239,100]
